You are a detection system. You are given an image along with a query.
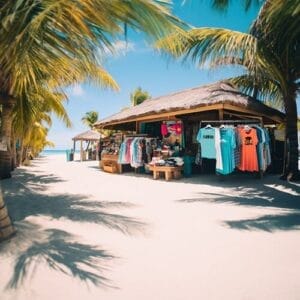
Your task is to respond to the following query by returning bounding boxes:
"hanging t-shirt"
[238,127,259,172]
[215,128,223,170]
[197,126,216,159]
[161,123,168,136]
[263,129,272,166]
[217,128,236,175]
[253,125,266,171]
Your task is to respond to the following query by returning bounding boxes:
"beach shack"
[72,130,102,161]
[94,81,285,179]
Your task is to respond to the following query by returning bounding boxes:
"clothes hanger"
[205,124,212,128]
[244,125,251,131]
[220,124,225,129]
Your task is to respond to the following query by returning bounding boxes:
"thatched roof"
[72,130,103,141]
[95,81,285,127]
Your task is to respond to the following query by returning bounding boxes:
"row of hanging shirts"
[196,124,271,175]
[118,137,157,168]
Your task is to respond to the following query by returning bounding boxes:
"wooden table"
[147,164,183,181]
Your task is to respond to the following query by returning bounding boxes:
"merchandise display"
[196,123,272,175]
[149,156,184,167]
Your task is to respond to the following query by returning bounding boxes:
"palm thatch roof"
[72,130,103,141]
[95,81,285,128]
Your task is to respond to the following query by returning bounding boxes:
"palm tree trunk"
[0,184,15,242]
[281,85,300,181]
[0,96,15,179]
[11,130,16,170]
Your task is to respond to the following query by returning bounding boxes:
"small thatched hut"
[72,130,103,161]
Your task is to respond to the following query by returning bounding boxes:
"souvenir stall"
[72,130,102,161]
[94,81,285,179]
[99,133,123,173]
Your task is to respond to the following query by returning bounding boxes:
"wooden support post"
[80,140,83,162]
[218,109,224,120]
[136,121,140,134]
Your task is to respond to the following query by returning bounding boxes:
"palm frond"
[229,74,284,111]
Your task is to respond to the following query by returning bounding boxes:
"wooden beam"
[223,104,283,123]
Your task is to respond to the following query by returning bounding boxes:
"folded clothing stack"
[149,157,184,167]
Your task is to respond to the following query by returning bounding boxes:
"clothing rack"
[199,119,262,128]
[199,119,264,179]
[124,134,149,138]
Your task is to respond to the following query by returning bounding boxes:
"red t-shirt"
[238,128,259,172]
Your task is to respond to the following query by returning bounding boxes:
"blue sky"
[47,1,286,150]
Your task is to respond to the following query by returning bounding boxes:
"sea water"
[41,150,67,156]
[41,150,79,156]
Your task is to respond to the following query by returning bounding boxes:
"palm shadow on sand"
[178,177,300,232]
[1,169,146,290]
[2,170,145,235]
[1,223,115,289]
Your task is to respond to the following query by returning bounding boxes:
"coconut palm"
[81,111,99,129]
[158,0,300,181]
[13,86,71,164]
[0,0,183,179]
[130,87,151,106]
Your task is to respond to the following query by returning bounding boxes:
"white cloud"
[100,40,135,58]
[71,84,84,96]
[113,40,135,55]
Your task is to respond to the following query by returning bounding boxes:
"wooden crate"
[103,163,118,173]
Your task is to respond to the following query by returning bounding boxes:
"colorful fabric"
[197,127,216,159]
[217,128,236,175]
[175,123,183,135]
[263,129,272,166]
[234,128,241,167]
[253,126,266,171]
[161,124,168,136]
[215,128,223,170]
[238,127,259,172]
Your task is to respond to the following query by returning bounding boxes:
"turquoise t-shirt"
[197,127,216,159]
[217,128,236,175]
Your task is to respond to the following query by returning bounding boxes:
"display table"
[147,164,183,181]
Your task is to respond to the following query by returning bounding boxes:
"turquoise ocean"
[41,150,80,156]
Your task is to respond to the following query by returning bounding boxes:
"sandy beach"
[0,154,300,300]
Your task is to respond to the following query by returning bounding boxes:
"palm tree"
[0,0,183,179]
[82,111,99,129]
[158,0,300,181]
[13,86,71,164]
[130,87,151,106]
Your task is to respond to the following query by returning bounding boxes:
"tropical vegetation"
[0,0,183,179]
[82,111,99,129]
[130,87,151,106]
[159,0,300,181]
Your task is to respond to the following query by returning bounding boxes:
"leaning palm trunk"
[281,85,299,180]
[0,184,15,242]
[0,96,15,179]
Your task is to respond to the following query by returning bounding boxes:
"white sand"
[0,154,300,300]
